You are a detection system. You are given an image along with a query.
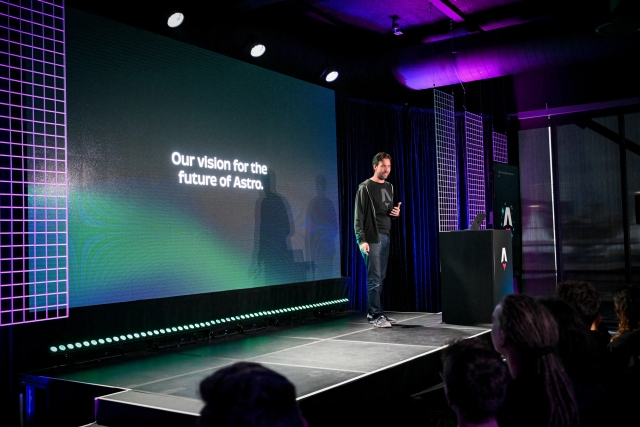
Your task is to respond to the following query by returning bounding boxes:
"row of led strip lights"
[50,299,349,353]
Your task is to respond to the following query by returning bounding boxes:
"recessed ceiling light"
[250,44,266,57]
[325,70,339,82]
[167,12,184,28]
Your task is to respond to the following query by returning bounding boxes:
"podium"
[440,230,514,326]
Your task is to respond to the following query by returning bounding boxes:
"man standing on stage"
[354,152,401,328]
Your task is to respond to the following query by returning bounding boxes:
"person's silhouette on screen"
[305,175,338,280]
[251,169,296,285]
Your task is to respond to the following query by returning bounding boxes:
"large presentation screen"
[65,9,340,307]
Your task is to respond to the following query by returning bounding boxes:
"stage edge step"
[95,390,203,427]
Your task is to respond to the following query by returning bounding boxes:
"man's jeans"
[362,233,390,319]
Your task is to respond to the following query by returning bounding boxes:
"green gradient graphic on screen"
[69,188,255,306]
[65,9,340,307]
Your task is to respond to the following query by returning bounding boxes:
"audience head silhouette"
[538,296,597,381]
[555,280,602,330]
[612,284,640,341]
[492,294,559,366]
[441,338,508,426]
[492,293,578,427]
[199,362,304,427]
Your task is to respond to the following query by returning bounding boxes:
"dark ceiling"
[65,0,640,113]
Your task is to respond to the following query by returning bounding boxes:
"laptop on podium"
[470,213,486,230]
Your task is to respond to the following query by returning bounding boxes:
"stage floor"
[24,311,490,426]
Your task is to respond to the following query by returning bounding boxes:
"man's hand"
[390,202,402,217]
[359,242,370,255]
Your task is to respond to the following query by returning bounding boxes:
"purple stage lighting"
[465,112,485,230]
[0,0,68,326]
[393,33,633,90]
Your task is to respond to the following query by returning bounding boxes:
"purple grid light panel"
[434,90,458,232]
[0,0,68,326]
[465,111,485,229]
[493,131,508,164]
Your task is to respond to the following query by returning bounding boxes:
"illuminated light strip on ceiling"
[49,298,349,352]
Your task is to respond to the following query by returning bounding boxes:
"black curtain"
[336,96,441,313]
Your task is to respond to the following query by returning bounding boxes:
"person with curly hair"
[610,284,640,343]
[441,337,509,427]
[555,281,603,330]
[606,284,640,423]
[491,294,579,427]
[555,280,611,368]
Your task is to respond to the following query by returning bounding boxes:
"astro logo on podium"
[501,204,514,231]
[501,247,508,270]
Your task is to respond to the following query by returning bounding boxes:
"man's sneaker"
[383,315,397,324]
[372,316,392,328]
[367,314,397,324]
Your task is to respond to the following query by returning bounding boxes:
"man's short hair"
[555,280,601,327]
[372,152,391,166]
[441,338,508,424]
[199,362,303,427]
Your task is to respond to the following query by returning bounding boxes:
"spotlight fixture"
[242,36,268,58]
[391,15,403,36]
[250,43,266,58]
[167,12,184,28]
[320,68,339,83]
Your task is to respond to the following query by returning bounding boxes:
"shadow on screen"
[305,175,338,280]
[251,169,308,285]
